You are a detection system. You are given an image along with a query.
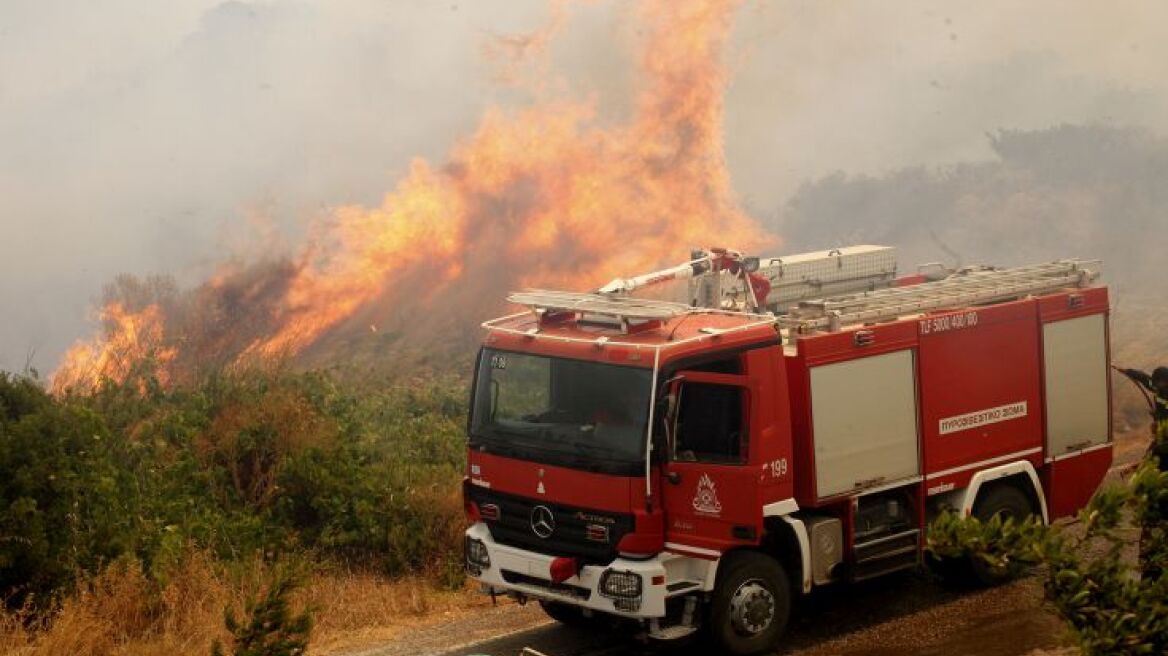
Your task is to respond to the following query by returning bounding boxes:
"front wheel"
[707,552,791,656]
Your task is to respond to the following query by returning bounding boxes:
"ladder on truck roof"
[507,289,699,334]
[509,289,693,321]
[777,259,1101,333]
[504,289,775,336]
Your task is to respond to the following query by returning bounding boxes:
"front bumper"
[465,522,674,618]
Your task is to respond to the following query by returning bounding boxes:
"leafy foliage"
[928,423,1168,655]
[0,368,468,607]
[927,510,1048,580]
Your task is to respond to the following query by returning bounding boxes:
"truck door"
[662,371,762,556]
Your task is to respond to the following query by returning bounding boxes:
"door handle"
[667,471,682,485]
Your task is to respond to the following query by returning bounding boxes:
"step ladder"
[777,259,1101,333]
[852,528,921,581]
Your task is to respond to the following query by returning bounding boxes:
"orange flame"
[244,0,769,357]
[51,303,177,394]
[54,0,776,390]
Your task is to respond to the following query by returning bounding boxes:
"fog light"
[599,569,642,599]
[465,536,490,570]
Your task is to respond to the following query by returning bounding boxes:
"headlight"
[465,536,490,573]
[599,569,642,599]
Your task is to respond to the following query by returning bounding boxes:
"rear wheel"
[931,483,1035,587]
[707,552,791,656]
[969,484,1034,585]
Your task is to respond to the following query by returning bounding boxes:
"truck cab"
[464,301,790,639]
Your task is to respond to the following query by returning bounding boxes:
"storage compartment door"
[1043,314,1110,456]
[810,350,920,498]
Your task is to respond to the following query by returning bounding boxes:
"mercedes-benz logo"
[530,505,555,539]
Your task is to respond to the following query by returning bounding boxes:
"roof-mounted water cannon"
[597,247,771,312]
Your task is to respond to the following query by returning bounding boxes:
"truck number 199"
[769,458,789,479]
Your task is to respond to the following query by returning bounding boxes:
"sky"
[2,0,1167,373]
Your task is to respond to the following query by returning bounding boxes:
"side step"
[649,624,700,641]
[665,580,702,597]
[647,595,700,642]
[852,528,920,581]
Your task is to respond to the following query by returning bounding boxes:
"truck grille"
[466,486,635,564]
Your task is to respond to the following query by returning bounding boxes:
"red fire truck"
[462,248,1111,654]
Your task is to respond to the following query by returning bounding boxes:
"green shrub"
[212,572,312,656]
[0,373,142,602]
[0,368,468,606]
[928,429,1168,655]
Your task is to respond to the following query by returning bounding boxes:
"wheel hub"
[729,580,775,636]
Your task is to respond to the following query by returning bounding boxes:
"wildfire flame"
[52,0,775,391]
[51,303,177,394]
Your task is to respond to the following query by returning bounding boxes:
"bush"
[0,373,143,602]
[212,572,312,656]
[0,368,468,607]
[928,425,1168,655]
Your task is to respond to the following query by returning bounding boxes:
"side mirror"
[742,256,760,273]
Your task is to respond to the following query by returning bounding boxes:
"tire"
[707,552,791,656]
[539,600,595,627]
[968,484,1034,585]
[929,483,1036,588]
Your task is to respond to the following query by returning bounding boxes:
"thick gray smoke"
[2,0,1167,373]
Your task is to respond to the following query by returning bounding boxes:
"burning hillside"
[52,0,774,394]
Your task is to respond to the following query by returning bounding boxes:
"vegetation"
[928,423,1168,655]
[0,366,468,640]
[212,572,312,656]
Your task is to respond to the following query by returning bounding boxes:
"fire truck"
[462,246,1111,655]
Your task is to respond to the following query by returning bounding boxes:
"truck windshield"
[469,349,653,468]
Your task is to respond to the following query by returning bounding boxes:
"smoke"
[725,0,1168,211]
[776,124,1168,428]
[0,0,568,374]
[3,1,1168,374]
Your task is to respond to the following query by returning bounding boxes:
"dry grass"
[306,570,486,656]
[0,552,230,656]
[0,552,481,656]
